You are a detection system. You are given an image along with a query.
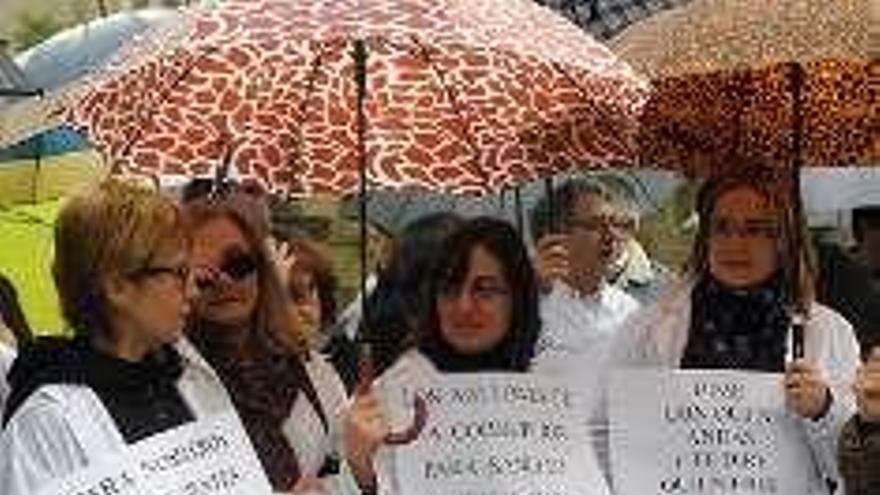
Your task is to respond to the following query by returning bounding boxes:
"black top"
[3,337,193,443]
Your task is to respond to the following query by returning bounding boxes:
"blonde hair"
[53,179,186,337]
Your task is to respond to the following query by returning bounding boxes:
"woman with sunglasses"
[184,194,359,494]
[601,166,860,494]
[344,217,548,492]
[1,180,234,495]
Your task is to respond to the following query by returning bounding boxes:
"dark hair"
[286,236,338,331]
[0,273,32,344]
[419,217,540,372]
[362,212,464,373]
[852,206,880,243]
[530,177,620,240]
[687,165,816,311]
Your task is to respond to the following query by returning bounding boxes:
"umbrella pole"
[353,38,374,381]
[353,38,425,445]
[514,185,524,235]
[788,61,807,359]
[544,176,556,233]
[31,133,42,203]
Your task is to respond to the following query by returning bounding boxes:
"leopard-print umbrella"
[611,0,876,174]
[58,0,647,196]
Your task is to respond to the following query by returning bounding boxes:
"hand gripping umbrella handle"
[357,344,429,446]
[383,395,428,446]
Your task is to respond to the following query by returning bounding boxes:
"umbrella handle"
[357,343,428,445]
[383,396,428,446]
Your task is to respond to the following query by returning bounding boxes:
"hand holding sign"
[784,359,832,420]
[344,386,389,490]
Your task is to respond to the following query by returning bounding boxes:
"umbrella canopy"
[612,0,876,173]
[64,0,647,196]
[0,9,181,147]
[537,0,692,40]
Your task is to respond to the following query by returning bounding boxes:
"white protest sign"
[39,412,273,495]
[609,369,813,495]
[384,373,610,495]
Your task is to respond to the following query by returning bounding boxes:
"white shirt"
[0,338,235,495]
[535,281,640,363]
[597,280,861,494]
[532,282,640,486]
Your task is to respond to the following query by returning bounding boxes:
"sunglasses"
[195,252,259,291]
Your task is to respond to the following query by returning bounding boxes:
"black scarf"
[418,330,529,373]
[681,274,791,372]
[3,337,193,443]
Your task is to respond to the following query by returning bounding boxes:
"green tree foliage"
[10,11,63,51]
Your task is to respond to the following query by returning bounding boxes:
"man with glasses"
[529,177,641,366]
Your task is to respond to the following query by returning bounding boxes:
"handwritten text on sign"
[39,412,272,495]
[387,374,609,495]
[609,369,813,495]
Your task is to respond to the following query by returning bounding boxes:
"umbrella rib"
[407,36,493,192]
[288,41,327,194]
[548,58,618,167]
[116,45,220,167]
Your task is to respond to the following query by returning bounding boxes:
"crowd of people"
[0,162,879,495]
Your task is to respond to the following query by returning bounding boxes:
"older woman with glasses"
[601,166,861,494]
[0,180,234,495]
[184,194,360,494]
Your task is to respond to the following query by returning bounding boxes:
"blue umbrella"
[0,126,90,162]
[14,8,179,93]
[0,8,179,148]
[0,126,100,205]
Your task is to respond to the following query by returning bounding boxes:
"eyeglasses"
[439,280,510,304]
[195,252,259,291]
[710,217,780,239]
[567,215,634,235]
[130,263,191,286]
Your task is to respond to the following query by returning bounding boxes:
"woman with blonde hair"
[0,179,233,495]
[184,193,359,494]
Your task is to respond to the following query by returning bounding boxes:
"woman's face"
[190,217,259,327]
[108,242,193,354]
[436,244,512,355]
[288,268,322,341]
[708,186,781,289]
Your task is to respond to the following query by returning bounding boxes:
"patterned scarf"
[190,327,325,491]
[681,274,791,372]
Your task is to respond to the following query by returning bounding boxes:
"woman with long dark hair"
[344,217,543,490]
